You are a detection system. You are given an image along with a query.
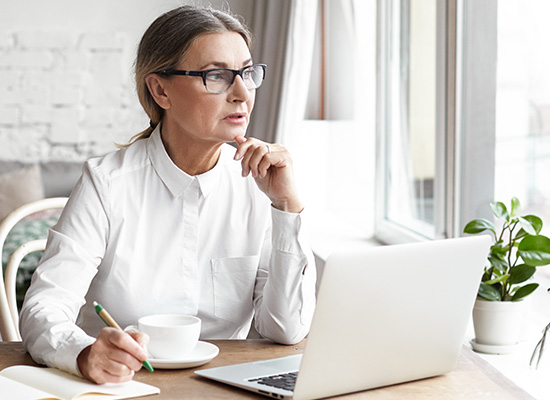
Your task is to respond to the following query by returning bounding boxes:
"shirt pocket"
[211,255,260,323]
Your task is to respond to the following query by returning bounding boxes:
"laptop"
[195,235,491,399]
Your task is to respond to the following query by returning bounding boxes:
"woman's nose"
[227,75,251,102]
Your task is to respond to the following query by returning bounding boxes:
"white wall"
[0,0,252,163]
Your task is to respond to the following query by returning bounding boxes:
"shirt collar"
[195,156,224,198]
[147,125,223,198]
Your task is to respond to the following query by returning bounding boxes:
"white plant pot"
[472,298,529,347]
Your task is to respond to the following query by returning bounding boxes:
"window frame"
[375,0,497,244]
[454,0,498,233]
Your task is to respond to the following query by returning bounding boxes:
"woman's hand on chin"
[233,135,303,213]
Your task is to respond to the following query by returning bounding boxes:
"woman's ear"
[145,74,171,110]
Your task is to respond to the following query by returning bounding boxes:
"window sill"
[463,274,550,400]
[310,219,380,263]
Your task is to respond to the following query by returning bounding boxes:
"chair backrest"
[0,197,68,341]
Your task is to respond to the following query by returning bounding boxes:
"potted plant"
[463,197,550,353]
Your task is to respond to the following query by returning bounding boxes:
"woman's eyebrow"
[199,58,253,70]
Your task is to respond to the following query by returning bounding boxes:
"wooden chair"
[0,197,68,341]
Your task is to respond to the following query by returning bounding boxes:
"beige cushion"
[0,164,45,222]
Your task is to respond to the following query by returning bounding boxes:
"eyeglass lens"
[205,65,264,93]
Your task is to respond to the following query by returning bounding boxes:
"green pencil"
[93,301,154,372]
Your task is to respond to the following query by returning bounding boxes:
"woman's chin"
[222,127,248,142]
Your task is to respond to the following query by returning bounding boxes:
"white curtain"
[275,0,319,143]
[247,0,291,143]
[247,0,319,144]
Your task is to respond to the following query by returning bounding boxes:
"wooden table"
[0,340,535,399]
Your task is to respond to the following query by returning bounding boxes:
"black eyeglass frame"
[159,64,267,93]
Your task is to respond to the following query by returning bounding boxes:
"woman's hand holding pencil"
[76,302,153,384]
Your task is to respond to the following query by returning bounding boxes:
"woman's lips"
[224,113,247,125]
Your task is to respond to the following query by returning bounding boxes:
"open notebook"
[0,365,159,400]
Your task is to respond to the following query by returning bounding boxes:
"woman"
[20,5,316,384]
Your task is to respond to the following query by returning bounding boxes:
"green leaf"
[509,286,520,295]
[515,216,543,240]
[522,215,543,234]
[491,202,509,221]
[485,274,509,285]
[511,283,539,301]
[464,219,496,235]
[488,254,508,274]
[490,242,508,255]
[517,216,537,235]
[478,282,501,301]
[509,264,536,284]
[518,235,550,266]
[482,264,500,281]
[510,197,521,218]
[514,229,529,241]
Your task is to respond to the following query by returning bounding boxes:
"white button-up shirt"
[20,128,316,376]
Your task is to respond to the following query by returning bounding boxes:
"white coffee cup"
[129,314,201,360]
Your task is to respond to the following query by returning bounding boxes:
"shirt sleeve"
[252,206,317,344]
[19,161,108,376]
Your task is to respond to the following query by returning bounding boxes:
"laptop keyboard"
[248,371,298,392]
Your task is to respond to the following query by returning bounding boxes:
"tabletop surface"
[0,339,536,399]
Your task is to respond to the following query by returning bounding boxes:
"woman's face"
[160,32,256,145]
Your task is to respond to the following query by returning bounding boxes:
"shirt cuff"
[271,206,308,254]
[53,332,96,377]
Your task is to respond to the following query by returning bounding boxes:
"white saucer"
[148,341,219,369]
[470,339,520,355]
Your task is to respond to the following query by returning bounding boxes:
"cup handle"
[124,324,140,333]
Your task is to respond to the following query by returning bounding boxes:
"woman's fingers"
[234,136,279,178]
[105,330,148,370]
[77,328,149,384]
[257,151,271,179]
[128,330,150,349]
[244,144,272,178]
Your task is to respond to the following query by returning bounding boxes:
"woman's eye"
[207,72,224,81]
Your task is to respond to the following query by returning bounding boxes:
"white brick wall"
[0,33,14,49]
[18,31,78,50]
[0,28,146,162]
[0,106,19,125]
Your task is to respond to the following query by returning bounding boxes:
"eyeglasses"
[159,64,267,94]
[530,322,550,369]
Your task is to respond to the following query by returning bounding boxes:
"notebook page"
[0,366,159,400]
[0,375,58,400]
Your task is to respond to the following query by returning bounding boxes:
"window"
[376,0,510,244]
[494,0,550,238]
[492,0,550,282]
[376,0,455,242]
